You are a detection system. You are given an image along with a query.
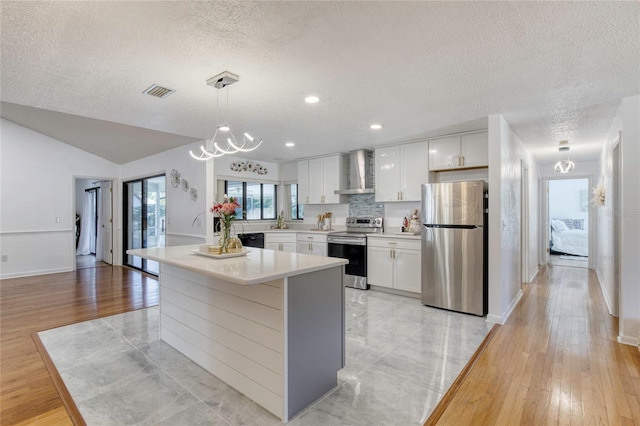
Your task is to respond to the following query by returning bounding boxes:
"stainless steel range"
[327,217,383,290]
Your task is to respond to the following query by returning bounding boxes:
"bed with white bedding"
[551,219,588,257]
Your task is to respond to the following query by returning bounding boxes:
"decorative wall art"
[170,169,181,188]
[170,169,198,201]
[230,161,268,175]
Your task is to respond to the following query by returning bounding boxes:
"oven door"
[327,242,366,278]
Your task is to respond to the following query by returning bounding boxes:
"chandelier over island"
[190,71,263,160]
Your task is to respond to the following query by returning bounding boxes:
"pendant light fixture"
[190,71,262,161]
[554,140,575,173]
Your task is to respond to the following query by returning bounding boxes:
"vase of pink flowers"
[211,195,240,253]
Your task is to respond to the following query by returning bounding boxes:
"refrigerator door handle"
[423,224,480,229]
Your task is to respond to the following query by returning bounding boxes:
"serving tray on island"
[191,248,250,259]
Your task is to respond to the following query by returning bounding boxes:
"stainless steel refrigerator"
[421,181,488,316]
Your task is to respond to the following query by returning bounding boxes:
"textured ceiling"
[1,1,638,165]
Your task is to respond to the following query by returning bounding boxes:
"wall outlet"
[55,217,61,223]
[1,255,8,262]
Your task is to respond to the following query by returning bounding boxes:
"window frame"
[224,180,277,220]
[289,183,304,220]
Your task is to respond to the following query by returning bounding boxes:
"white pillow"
[551,219,569,233]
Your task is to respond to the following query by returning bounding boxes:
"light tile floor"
[39,289,490,425]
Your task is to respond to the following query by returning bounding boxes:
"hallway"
[433,265,640,425]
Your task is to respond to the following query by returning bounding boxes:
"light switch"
[56,217,61,223]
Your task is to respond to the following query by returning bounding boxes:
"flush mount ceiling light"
[190,71,262,161]
[304,95,320,104]
[285,142,295,147]
[370,123,383,130]
[554,140,575,173]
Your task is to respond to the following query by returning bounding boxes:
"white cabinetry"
[265,233,297,253]
[375,141,429,202]
[428,131,488,171]
[297,154,347,204]
[367,237,421,293]
[296,233,327,256]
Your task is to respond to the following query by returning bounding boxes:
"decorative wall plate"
[170,169,181,188]
[181,178,190,191]
[190,187,198,201]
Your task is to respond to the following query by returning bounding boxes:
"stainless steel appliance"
[421,181,488,316]
[328,217,383,289]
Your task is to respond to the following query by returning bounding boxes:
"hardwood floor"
[432,265,640,425]
[0,267,158,425]
[2,264,638,425]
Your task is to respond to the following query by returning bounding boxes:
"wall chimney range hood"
[334,149,374,195]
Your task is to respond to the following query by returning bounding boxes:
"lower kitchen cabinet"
[296,233,327,256]
[367,237,421,293]
[265,233,297,253]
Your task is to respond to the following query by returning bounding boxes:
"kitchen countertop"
[369,232,422,240]
[261,228,339,235]
[127,245,347,285]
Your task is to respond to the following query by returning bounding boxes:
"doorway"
[75,178,113,269]
[123,174,166,275]
[548,178,589,268]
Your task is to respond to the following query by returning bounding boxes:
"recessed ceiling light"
[285,142,295,147]
[370,123,383,130]
[305,96,320,104]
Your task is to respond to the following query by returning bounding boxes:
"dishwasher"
[238,233,265,249]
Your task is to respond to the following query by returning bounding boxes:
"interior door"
[101,180,113,264]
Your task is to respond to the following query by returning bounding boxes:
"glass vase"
[219,219,232,253]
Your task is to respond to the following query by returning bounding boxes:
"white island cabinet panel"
[127,245,347,422]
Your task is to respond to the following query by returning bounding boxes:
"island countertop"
[127,245,348,285]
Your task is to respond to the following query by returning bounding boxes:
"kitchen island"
[127,245,348,422]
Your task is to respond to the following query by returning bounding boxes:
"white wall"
[487,114,539,324]
[594,94,640,347]
[0,119,119,278]
[121,141,208,247]
[595,106,622,317]
[619,95,640,346]
[279,161,298,182]
[549,179,589,222]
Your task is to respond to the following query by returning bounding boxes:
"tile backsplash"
[349,193,385,217]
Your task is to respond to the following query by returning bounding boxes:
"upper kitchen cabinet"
[298,154,348,204]
[428,131,488,171]
[375,141,429,202]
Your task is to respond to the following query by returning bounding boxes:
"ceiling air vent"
[142,84,175,99]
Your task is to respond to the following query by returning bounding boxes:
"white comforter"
[552,229,588,257]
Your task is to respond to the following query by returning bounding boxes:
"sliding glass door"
[123,174,166,275]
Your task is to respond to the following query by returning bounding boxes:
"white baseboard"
[0,266,73,280]
[595,267,614,316]
[617,334,640,348]
[486,289,523,325]
[528,267,539,283]
[485,314,503,325]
